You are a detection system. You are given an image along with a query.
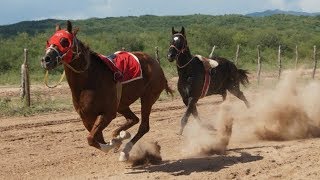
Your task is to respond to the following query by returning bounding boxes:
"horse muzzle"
[41,56,58,70]
[167,53,176,62]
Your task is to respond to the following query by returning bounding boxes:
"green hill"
[1,14,320,84]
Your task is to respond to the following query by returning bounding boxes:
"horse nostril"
[44,56,51,62]
[168,53,174,59]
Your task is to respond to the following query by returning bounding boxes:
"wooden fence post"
[312,45,317,79]
[278,45,282,80]
[155,46,160,64]
[209,46,216,59]
[295,45,298,69]
[21,48,30,107]
[235,44,240,65]
[257,45,261,85]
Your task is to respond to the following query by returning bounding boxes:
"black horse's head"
[41,21,77,70]
[167,26,188,62]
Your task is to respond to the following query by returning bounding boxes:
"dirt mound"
[129,141,162,167]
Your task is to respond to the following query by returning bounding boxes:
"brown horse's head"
[167,26,187,62]
[41,21,78,70]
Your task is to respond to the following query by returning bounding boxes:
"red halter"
[46,30,75,63]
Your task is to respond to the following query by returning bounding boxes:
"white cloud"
[297,0,320,12]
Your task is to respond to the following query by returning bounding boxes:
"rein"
[44,70,65,88]
[61,37,90,74]
[44,37,90,88]
[176,56,195,69]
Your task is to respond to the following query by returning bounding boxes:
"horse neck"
[177,47,193,70]
[63,41,93,94]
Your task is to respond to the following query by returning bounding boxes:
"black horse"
[167,27,250,134]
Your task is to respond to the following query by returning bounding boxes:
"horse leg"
[86,115,115,153]
[119,92,160,161]
[228,85,250,108]
[192,105,200,120]
[221,90,227,101]
[180,97,198,135]
[112,107,139,137]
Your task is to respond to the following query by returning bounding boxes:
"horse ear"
[67,20,72,33]
[55,24,61,31]
[181,26,185,36]
[172,27,177,34]
[73,27,80,35]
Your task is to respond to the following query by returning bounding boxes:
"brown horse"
[41,21,173,161]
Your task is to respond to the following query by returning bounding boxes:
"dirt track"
[1,78,320,180]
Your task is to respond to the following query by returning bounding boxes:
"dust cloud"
[182,70,320,156]
[251,70,320,140]
[128,141,162,167]
[182,103,233,157]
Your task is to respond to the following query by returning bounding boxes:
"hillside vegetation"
[1,14,320,85]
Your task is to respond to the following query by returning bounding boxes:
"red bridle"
[46,30,77,63]
[169,33,188,59]
[169,33,195,69]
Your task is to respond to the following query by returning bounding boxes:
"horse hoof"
[99,142,113,153]
[119,131,131,140]
[119,152,129,162]
[178,129,184,135]
[110,139,122,153]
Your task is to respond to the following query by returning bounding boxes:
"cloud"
[297,0,320,12]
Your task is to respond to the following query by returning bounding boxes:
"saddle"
[98,51,143,84]
[194,55,219,98]
[194,55,219,71]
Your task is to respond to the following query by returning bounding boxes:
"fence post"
[295,45,298,69]
[312,45,317,79]
[155,46,160,64]
[209,46,216,59]
[235,44,240,65]
[257,45,261,85]
[278,45,282,80]
[21,48,30,107]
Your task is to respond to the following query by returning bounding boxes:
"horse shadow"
[127,152,263,176]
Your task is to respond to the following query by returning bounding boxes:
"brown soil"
[1,73,320,180]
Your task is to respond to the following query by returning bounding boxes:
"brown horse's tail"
[238,69,250,87]
[164,79,174,97]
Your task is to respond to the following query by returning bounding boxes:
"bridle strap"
[62,37,90,74]
[43,37,89,88]
[170,33,193,69]
[170,33,187,55]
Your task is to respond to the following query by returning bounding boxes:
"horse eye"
[60,38,70,48]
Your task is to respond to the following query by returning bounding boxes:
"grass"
[1,59,317,118]
[0,94,73,118]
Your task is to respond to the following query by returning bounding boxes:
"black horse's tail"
[238,69,250,87]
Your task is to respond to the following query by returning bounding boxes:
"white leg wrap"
[116,131,131,141]
[99,142,114,153]
[99,131,131,155]
[119,142,133,162]
[119,152,128,162]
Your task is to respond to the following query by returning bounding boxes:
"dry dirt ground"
[1,72,320,180]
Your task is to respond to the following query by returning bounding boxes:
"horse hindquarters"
[226,65,250,108]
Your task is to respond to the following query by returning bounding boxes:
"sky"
[1,0,320,25]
